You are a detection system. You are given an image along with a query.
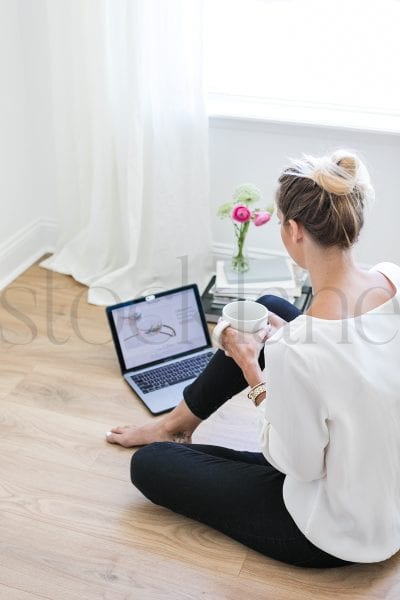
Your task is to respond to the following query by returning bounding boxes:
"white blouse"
[257,262,400,563]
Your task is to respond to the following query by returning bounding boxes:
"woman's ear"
[287,219,304,243]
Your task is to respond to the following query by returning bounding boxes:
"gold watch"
[247,382,267,405]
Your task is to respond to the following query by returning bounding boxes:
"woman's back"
[307,266,398,320]
[259,262,400,562]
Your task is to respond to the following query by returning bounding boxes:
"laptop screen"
[107,285,211,372]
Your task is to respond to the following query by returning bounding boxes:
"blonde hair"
[277,150,374,249]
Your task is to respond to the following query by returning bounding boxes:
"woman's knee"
[257,293,292,310]
[130,442,168,489]
[256,293,301,321]
[131,442,191,507]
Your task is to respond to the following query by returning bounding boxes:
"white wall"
[209,117,400,266]
[1,0,399,288]
[0,0,57,287]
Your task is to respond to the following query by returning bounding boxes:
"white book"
[223,257,293,283]
[215,261,295,294]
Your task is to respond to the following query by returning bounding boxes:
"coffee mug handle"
[212,318,231,350]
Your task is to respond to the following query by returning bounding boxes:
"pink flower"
[253,211,272,227]
[231,204,251,223]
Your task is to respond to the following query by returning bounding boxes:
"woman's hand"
[219,325,269,373]
[218,310,287,385]
[219,310,287,366]
[219,325,269,392]
[267,311,288,338]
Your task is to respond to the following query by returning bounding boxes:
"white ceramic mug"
[212,300,269,350]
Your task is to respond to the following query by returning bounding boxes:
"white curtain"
[41,0,212,305]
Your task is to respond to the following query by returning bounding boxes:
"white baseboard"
[0,218,58,289]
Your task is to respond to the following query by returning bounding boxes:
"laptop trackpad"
[127,377,196,415]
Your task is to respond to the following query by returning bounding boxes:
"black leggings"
[131,295,355,568]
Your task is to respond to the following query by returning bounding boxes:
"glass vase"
[231,221,250,273]
[231,249,249,273]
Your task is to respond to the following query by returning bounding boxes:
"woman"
[107,150,400,568]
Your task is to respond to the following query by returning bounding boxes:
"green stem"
[237,221,250,256]
[231,221,250,272]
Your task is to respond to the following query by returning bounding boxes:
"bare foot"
[106,422,192,447]
[106,399,202,448]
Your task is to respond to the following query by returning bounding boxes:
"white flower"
[232,183,262,205]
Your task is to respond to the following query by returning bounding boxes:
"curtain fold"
[41,0,212,305]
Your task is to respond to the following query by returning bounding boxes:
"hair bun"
[311,152,358,195]
[335,153,357,177]
[278,149,374,249]
[283,149,375,202]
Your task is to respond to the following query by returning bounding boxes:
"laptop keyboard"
[130,351,214,394]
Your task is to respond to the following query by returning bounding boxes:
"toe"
[111,426,129,434]
[106,430,132,447]
[106,431,117,444]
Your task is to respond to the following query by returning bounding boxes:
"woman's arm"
[258,343,329,481]
[219,310,287,405]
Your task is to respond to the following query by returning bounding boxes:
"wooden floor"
[1,260,400,600]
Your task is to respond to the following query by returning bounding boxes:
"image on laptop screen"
[111,287,209,371]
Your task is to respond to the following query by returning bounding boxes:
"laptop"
[106,284,215,415]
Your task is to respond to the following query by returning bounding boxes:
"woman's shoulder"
[266,314,318,349]
[371,261,400,286]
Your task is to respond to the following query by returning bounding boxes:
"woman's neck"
[304,246,367,320]
[307,247,359,296]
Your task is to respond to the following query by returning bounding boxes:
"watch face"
[249,383,266,403]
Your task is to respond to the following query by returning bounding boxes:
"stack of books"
[212,257,298,303]
[201,256,311,323]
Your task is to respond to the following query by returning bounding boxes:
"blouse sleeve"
[257,341,329,482]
